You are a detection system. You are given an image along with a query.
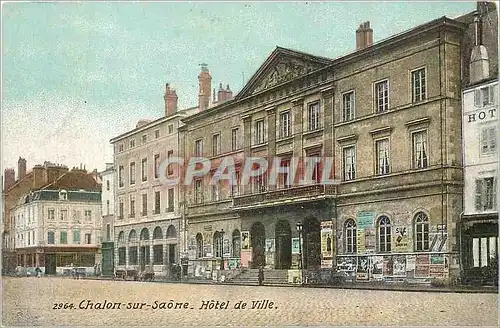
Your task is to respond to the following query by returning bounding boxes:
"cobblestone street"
[2,277,498,327]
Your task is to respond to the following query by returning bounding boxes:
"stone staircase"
[226,269,289,286]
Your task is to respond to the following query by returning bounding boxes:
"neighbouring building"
[11,166,101,274]
[459,2,498,285]
[99,163,115,276]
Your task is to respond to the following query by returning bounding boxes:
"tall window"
[378,216,391,253]
[196,233,203,258]
[106,180,110,191]
[167,188,174,212]
[73,230,81,243]
[255,119,265,144]
[481,127,497,155]
[232,230,241,258]
[60,231,67,244]
[154,191,161,214]
[345,219,357,254]
[129,247,138,265]
[194,179,203,204]
[168,124,174,134]
[130,139,135,148]
[129,195,135,218]
[47,231,55,244]
[231,128,239,151]
[119,199,124,219]
[278,160,291,189]
[118,165,124,187]
[48,209,55,220]
[279,110,291,138]
[212,181,221,202]
[213,231,223,257]
[141,193,148,216]
[307,101,320,131]
[472,237,498,268]
[195,139,203,156]
[342,91,355,122]
[141,158,148,182]
[106,224,111,241]
[60,209,67,221]
[475,177,497,211]
[155,129,160,139]
[474,85,496,107]
[84,210,92,220]
[376,139,390,175]
[231,171,240,197]
[414,212,429,251]
[167,150,174,175]
[118,247,126,265]
[375,80,389,112]
[141,134,147,144]
[85,233,91,244]
[253,167,267,193]
[118,144,124,152]
[129,162,136,185]
[412,130,428,169]
[212,133,221,156]
[411,68,426,102]
[106,200,110,215]
[154,154,160,178]
[343,146,356,181]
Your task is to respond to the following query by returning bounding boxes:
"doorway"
[251,222,266,268]
[44,254,56,274]
[303,217,321,269]
[275,220,292,269]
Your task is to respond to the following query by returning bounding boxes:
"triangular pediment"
[236,47,332,100]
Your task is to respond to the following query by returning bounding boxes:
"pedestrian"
[258,266,264,286]
[35,266,42,278]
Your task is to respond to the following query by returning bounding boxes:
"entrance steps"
[226,269,289,285]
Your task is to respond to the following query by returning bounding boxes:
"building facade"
[99,163,115,276]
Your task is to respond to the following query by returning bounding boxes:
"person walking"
[258,266,264,286]
[35,266,42,278]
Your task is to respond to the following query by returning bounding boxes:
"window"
[47,231,55,244]
[129,195,135,218]
[231,128,239,151]
[378,216,391,253]
[196,233,203,258]
[60,231,67,244]
[308,153,321,184]
[279,110,291,138]
[85,233,91,244]
[412,130,428,169]
[130,139,135,148]
[106,180,110,191]
[345,219,357,254]
[254,119,265,144]
[194,179,203,204]
[307,102,320,131]
[376,139,390,175]
[141,158,148,182]
[118,144,124,152]
[142,193,148,216]
[28,232,31,245]
[375,80,389,112]
[481,127,497,155]
[411,68,426,102]
[342,91,355,122]
[128,247,138,265]
[213,231,223,257]
[154,154,160,178]
[167,188,174,212]
[73,230,80,243]
[343,146,356,181]
[119,199,124,219]
[278,160,291,189]
[129,162,136,185]
[106,224,111,241]
[48,209,55,220]
[472,237,498,268]
[155,129,160,139]
[414,212,429,251]
[232,230,241,258]
[252,167,267,193]
[168,124,174,134]
[211,182,221,202]
[153,245,163,265]
[118,165,124,187]
[195,139,203,156]
[212,133,221,156]
[154,191,161,214]
[106,200,110,215]
[59,190,67,201]
[167,150,174,175]
[474,85,496,107]
[84,210,92,220]
[142,134,147,144]
[60,209,67,221]
[475,177,497,211]
[118,247,126,265]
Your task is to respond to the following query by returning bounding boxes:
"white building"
[100,163,115,243]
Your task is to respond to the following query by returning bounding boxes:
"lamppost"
[220,229,225,270]
[296,222,303,285]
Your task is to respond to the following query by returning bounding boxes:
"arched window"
[166,225,177,239]
[196,233,203,258]
[153,227,163,240]
[414,212,429,251]
[232,229,241,258]
[213,231,223,258]
[140,228,149,241]
[378,216,391,253]
[117,231,125,244]
[344,219,357,254]
[128,230,137,243]
[47,231,55,244]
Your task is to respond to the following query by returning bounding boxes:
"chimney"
[33,165,45,189]
[17,157,27,181]
[164,83,178,117]
[198,63,212,111]
[217,83,226,103]
[3,168,15,190]
[226,84,233,100]
[470,11,490,84]
[356,21,373,50]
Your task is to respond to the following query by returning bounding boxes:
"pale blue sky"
[1,1,475,174]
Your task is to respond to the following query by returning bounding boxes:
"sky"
[1,1,476,175]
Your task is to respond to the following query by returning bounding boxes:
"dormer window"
[59,190,68,201]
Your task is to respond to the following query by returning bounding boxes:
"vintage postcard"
[1,1,498,327]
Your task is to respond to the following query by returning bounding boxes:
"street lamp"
[220,229,225,270]
[296,222,303,284]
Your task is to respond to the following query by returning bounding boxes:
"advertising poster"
[321,259,333,268]
[241,231,250,250]
[356,229,366,254]
[429,254,445,278]
[415,254,430,277]
[393,255,406,277]
[429,232,448,252]
[406,255,416,278]
[356,256,369,280]
[383,255,393,276]
[291,237,300,254]
[357,211,375,229]
[204,243,212,257]
[364,228,376,253]
[265,238,275,253]
[393,226,409,252]
[370,256,384,280]
[337,256,357,272]
[320,221,334,258]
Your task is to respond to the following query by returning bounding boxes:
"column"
[242,114,252,195]
[266,106,277,191]
[292,98,304,183]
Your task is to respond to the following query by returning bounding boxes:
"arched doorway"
[303,217,321,269]
[275,220,291,269]
[250,222,266,268]
[166,225,177,265]
[139,228,150,271]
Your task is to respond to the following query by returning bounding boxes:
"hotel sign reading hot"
[467,108,496,123]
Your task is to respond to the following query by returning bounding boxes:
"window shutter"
[474,89,481,107]
[475,179,483,211]
[490,128,496,151]
[490,85,495,105]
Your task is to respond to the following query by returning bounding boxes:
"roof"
[24,190,101,204]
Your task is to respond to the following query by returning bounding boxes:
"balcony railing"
[233,184,336,207]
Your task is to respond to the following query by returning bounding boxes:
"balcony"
[233,184,336,208]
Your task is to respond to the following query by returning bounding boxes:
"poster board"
[393,226,409,252]
[320,221,334,258]
[241,231,250,250]
[356,256,369,281]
